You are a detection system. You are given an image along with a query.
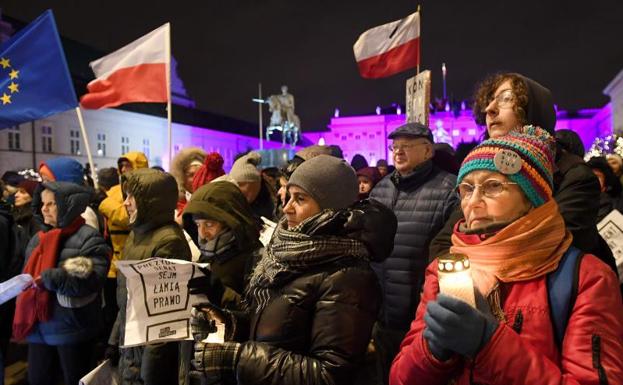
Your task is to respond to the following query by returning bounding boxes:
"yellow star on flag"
[0,58,9,69]
[1,93,11,105]
[8,82,18,93]
[9,69,19,80]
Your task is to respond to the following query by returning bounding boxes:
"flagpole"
[75,107,97,187]
[165,23,173,168]
[258,83,263,150]
[416,4,421,75]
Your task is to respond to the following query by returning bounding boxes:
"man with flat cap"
[369,122,458,385]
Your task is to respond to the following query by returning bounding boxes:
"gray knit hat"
[230,152,262,183]
[287,155,358,210]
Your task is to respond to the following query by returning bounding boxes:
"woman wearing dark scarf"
[390,127,623,385]
[13,182,111,385]
[190,155,397,385]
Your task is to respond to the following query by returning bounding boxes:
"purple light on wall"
[302,103,613,165]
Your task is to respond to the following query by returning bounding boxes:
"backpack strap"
[547,246,584,349]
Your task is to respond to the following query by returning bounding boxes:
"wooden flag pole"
[75,107,97,188]
[165,23,173,168]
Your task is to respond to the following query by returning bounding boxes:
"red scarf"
[12,216,85,340]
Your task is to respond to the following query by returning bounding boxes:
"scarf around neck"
[450,199,573,297]
[198,229,236,264]
[248,209,369,312]
[13,216,85,340]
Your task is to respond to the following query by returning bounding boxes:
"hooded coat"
[115,169,191,385]
[170,147,206,200]
[430,75,617,273]
[183,181,261,307]
[24,182,111,345]
[230,199,398,385]
[99,151,149,278]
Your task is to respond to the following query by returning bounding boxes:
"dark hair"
[587,156,622,198]
[473,73,529,127]
[280,156,305,181]
[555,129,585,158]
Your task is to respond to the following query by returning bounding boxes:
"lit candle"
[437,253,476,307]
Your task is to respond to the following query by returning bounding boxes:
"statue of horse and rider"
[266,85,301,147]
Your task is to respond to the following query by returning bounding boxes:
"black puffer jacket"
[231,200,397,385]
[26,182,111,345]
[368,160,458,330]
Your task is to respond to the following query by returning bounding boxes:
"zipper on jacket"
[592,334,609,385]
[511,310,523,334]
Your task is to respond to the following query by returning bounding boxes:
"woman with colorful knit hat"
[390,126,623,385]
[189,155,398,385]
[430,72,617,276]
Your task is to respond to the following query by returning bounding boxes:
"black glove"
[191,302,236,341]
[423,294,498,358]
[188,267,212,295]
[104,344,120,367]
[192,341,241,384]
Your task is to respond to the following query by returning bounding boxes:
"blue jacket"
[369,160,457,330]
[25,182,110,345]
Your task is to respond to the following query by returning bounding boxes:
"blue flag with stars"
[0,10,78,129]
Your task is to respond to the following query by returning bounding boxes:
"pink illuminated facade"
[303,104,613,165]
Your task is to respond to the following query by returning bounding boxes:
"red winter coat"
[390,255,623,385]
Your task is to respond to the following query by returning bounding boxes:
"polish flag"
[353,12,420,79]
[80,23,170,109]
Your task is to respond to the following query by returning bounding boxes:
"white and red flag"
[353,11,420,79]
[80,23,170,109]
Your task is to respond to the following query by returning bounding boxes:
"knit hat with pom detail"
[457,125,555,208]
[191,152,226,192]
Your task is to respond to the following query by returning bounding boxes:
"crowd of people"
[0,72,622,385]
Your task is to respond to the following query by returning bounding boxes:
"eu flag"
[0,10,78,129]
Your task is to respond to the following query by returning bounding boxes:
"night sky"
[3,0,623,132]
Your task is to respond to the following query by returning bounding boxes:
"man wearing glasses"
[369,122,458,385]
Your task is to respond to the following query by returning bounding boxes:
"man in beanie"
[229,151,279,222]
[430,72,617,276]
[369,122,458,384]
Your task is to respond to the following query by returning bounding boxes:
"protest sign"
[406,69,431,127]
[597,209,623,282]
[116,258,206,347]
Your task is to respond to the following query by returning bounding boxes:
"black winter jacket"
[26,182,111,345]
[230,200,397,385]
[369,160,458,330]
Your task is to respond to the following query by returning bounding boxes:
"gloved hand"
[191,302,236,342]
[188,267,212,295]
[104,344,120,367]
[423,294,498,358]
[191,341,241,383]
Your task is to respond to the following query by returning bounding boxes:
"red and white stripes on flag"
[80,23,169,109]
[353,12,420,79]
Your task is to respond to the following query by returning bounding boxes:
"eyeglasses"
[488,89,515,109]
[456,179,518,200]
[388,142,428,153]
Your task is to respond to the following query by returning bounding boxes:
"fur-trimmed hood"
[170,147,206,195]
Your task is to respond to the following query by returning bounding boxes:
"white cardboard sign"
[116,258,206,347]
[597,209,623,282]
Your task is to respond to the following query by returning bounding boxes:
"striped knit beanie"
[457,125,556,207]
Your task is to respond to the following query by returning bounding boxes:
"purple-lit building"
[303,104,613,165]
